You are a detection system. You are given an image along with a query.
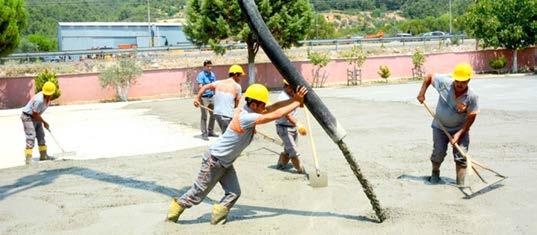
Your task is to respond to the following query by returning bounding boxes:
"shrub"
[34,70,61,100]
[411,49,426,69]
[99,56,143,101]
[489,55,508,72]
[307,51,330,68]
[340,45,367,68]
[307,51,330,88]
[378,65,391,83]
[450,35,461,46]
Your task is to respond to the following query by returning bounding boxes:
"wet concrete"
[0,75,536,234]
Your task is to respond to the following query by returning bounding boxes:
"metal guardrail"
[2,35,467,61]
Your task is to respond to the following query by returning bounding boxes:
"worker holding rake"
[167,84,308,225]
[275,79,307,174]
[194,64,244,138]
[21,81,57,165]
[417,63,479,186]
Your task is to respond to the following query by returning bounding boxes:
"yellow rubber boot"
[25,148,32,165]
[210,204,229,225]
[166,198,185,222]
[39,145,51,161]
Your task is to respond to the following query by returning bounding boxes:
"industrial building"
[57,22,189,51]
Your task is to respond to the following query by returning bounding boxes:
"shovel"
[305,107,328,187]
[46,128,77,159]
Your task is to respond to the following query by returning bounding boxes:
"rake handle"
[422,102,505,178]
[46,128,66,153]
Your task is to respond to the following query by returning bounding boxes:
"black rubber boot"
[456,164,466,186]
[429,170,441,184]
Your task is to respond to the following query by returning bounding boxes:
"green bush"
[450,35,461,46]
[34,70,61,100]
[489,56,508,71]
[27,34,57,52]
[378,65,391,83]
[339,45,367,68]
[411,49,426,69]
[307,51,330,67]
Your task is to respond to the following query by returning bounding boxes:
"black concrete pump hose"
[237,0,387,222]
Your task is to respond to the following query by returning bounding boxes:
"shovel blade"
[308,171,328,188]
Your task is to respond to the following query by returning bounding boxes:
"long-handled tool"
[422,102,506,197]
[305,107,328,187]
[198,105,283,146]
[46,128,77,159]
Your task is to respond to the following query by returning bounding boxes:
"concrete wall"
[1,48,535,109]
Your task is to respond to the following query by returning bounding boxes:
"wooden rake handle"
[422,102,506,179]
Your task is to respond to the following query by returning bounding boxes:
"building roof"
[58,22,182,27]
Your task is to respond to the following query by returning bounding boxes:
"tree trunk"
[246,36,256,86]
[116,81,130,102]
[512,49,518,73]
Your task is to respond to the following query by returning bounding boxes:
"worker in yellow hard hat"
[167,83,309,225]
[21,81,57,165]
[416,63,479,186]
[275,79,307,174]
[194,64,245,138]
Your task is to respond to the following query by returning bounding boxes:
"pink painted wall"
[1,47,535,109]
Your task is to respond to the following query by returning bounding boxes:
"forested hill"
[24,0,186,38]
[24,0,471,39]
[312,0,471,18]
[20,0,471,52]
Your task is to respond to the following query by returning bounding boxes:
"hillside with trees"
[19,0,186,52]
[18,0,472,52]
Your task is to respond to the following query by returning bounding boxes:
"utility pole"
[313,2,318,39]
[147,0,152,47]
[449,0,452,34]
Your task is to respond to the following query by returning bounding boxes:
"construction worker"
[194,64,244,135]
[167,84,309,225]
[196,60,217,140]
[21,81,57,165]
[417,63,479,186]
[275,79,307,174]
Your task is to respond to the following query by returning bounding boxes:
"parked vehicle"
[395,33,413,42]
[421,31,447,41]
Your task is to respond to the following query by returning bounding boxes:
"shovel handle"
[305,107,321,171]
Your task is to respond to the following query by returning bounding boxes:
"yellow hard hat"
[244,83,269,104]
[229,64,245,75]
[42,82,56,96]
[451,63,473,81]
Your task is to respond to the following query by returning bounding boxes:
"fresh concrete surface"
[0,75,536,234]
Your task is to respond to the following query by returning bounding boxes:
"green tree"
[17,37,39,53]
[308,13,336,39]
[184,0,313,84]
[307,50,330,87]
[464,0,537,73]
[0,0,27,57]
[99,56,143,102]
[401,0,447,19]
[28,34,57,51]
